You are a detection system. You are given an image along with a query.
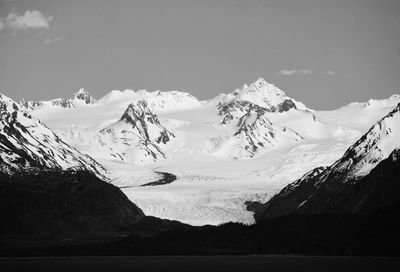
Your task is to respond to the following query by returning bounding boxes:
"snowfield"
[21,79,400,226]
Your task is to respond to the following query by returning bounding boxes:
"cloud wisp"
[44,37,64,45]
[0,10,53,31]
[278,69,335,76]
[325,70,335,76]
[278,69,313,76]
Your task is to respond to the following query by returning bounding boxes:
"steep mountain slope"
[327,102,400,178]
[255,103,400,220]
[92,100,175,164]
[0,94,106,177]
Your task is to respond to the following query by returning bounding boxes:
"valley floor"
[104,139,348,225]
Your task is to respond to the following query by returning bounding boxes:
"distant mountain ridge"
[20,88,98,109]
[21,88,202,113]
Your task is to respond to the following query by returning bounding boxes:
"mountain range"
[1,77,400,227]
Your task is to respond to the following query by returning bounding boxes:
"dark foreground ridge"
[1,166,400,257]
[0,170,144,235]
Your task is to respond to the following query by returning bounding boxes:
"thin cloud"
[278,69,335,76]
[325,70,335,76]
[278,69,313,76]
[0,10,53,31]
[44,37,64,45]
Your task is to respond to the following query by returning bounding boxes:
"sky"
[0,0,399,110]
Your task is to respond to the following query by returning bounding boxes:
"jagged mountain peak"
[120,100,155,124]
[237,77,284,100]
[95,100,175,164]
[71,88,98,105]
[1,93,19,110]
[250,77,282,93]
[219,78,309,114]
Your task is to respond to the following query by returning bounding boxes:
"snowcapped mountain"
[216,101,303,159]
[20,88,98,110]
[0,93,107,177]
[255,103,400,220]
[211,78,308,159]
[217,78,309,113]
[92,100,175,164]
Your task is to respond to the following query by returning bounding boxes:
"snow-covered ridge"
[22,87,202,113]
[337,94,400,111]
[0,93,107,177]
[99,89,202,113]
[364,94,400,109]
[329,102,400,179]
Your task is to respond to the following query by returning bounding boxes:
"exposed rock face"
[217,97,303,159]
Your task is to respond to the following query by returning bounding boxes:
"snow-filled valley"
[10,79,400,226]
